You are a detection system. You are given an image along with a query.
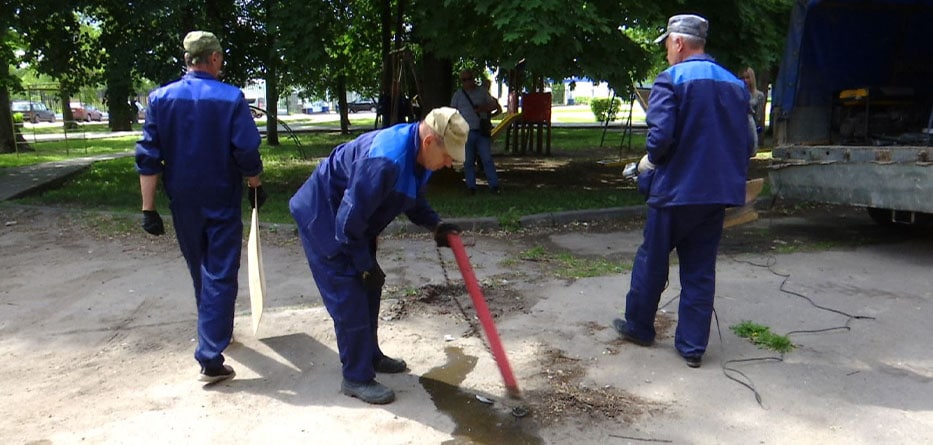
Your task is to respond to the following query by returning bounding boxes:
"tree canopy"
[2,0,793,148]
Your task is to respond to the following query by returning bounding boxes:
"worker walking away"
[135,31,266,384]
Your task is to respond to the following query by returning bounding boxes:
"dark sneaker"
[490,186,501,195]
[612,318,653,346]
[467,188,477,196]
[341,379,396,405]
[375,356,408,374]
[684,355,702,368]
[199,364,236,384]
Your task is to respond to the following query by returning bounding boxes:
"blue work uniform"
[135,71,263,369]
[289,123,441,383]
[624,54,753,359]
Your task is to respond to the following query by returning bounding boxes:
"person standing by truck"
[741,66,767,143]
[612,14,757,368]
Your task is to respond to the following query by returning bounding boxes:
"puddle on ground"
[419,346,543,445]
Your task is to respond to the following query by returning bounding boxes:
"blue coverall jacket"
[641,54,753,207]
[289,123,441,382]
[136,70,263,368]
[625,54,754,359]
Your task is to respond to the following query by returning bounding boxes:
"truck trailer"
[769,0,933,224]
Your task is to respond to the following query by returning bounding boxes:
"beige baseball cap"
[183,31,223,56]
[424,107,468,163]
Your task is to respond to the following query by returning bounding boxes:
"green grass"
[0,136,137,167]
[513,245,631,279]
[16,122,115,135]
[7,127,648,227]
[730,320,795,353]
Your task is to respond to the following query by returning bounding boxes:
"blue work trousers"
[171,204,243,369]
[624,204,725,358]
[298,232,385,383]
[463,130,499,189]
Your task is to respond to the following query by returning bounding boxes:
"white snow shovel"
[247,203,266,336]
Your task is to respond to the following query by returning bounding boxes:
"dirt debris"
[524,348,666,426]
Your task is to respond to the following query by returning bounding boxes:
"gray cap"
[183,31,223,56]
[653,14,709,43]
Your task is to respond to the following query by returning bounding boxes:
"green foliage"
[590,97,622,122]
[12,112,23,124]
[550,82,565,104]
[730,320,795,353]
[572,96,591,106]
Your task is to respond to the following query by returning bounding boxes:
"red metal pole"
[446,233,521,399]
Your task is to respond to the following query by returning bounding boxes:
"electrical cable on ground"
[711,253,877,407]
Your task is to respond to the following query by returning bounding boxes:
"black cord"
[714,252,877,407]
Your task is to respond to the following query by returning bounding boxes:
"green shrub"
[590,97,622,122]
[12,112,23,124]
[573,96,590,106]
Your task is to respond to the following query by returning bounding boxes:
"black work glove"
[360,264,386,291]
[142,210,165,236]
[248,185,267,210]
[433,222,462,248]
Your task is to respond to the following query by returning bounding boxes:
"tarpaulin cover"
[773,0,933,117]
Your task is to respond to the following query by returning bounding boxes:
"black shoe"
[612,318,653,346]
[375,356,408,373]
[199,364,236,384]
[684,355,702,368]
[341,379,396,404]
[490,186,501,195]
[467,187,476,195]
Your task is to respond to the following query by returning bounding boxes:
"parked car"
[345,99,377,113]
[11,101,56,123]
[70,102,104,122]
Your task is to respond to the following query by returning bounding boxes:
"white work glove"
[637,154,655,173]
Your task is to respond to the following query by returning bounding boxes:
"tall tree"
[15,1,96,126]
[0,27,22,153]
[278,0,383,134]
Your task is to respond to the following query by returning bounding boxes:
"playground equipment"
[504,92,552,155]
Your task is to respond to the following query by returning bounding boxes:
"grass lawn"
[0,136,137,168]
[6,126,649,227]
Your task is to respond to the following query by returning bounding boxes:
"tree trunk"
[419,52,453,114]
[60,88,77,129]
[337,75,349,134]
[106,68,134,132]
[380,0,392,110]
[0,78,16,153]
[266,69,280,146]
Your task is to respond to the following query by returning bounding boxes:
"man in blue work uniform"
[136,31,265,384]
[290,107,467,404]
[613,15,757,368]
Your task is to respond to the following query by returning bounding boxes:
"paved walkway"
[0,152,134,201]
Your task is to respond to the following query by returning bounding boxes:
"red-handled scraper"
[446,233,521,400]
